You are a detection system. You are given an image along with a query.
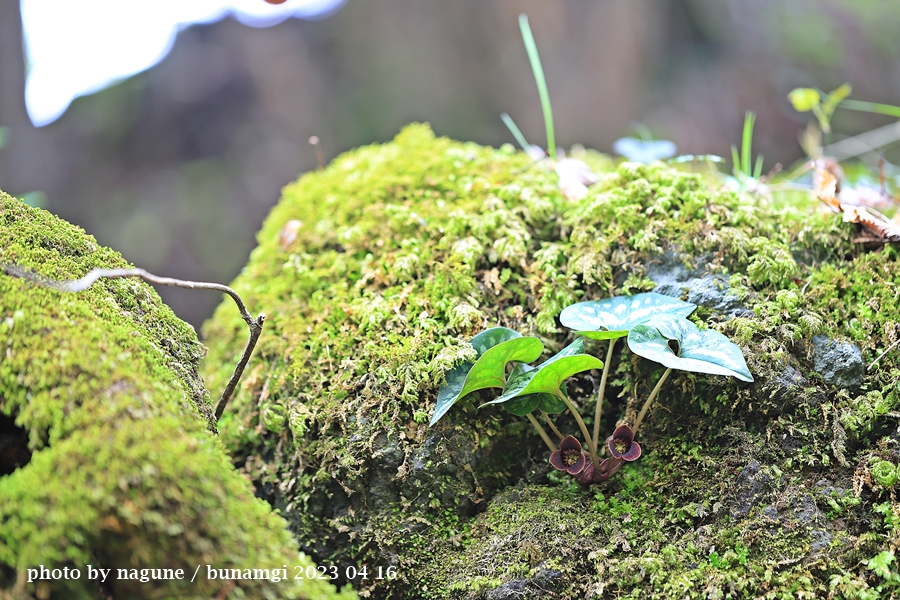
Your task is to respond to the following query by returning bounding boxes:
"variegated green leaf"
[537,391,567,414]
[627,315,753,382]
[502,393,541,416]
[431,327,544,426]
[560,292,696,340]
[484,339,604,407]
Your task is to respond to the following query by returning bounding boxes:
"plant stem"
[591,339,617,449]
[632,367,672,437]
[518,14,556,161]
[526,412,557,452]
[540,410,564,441]
[839,99,900,119]
[557,391,601,471]
[753,153,764,180]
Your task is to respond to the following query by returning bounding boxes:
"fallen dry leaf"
[812,159,900,243]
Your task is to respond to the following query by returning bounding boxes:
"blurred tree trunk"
[0,0,28,192]
[0,0,62,198]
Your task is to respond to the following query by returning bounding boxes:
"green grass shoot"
[732,110,763,183]
[741,111,755,177]
[518,14,556,161]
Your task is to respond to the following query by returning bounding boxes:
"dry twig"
[1,264,264,424]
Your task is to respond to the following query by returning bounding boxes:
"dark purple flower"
[606,425,641,461]
[549,436,586,475]
[577,457,624,485]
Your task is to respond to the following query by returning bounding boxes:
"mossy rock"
[0,196,350,600]
[203,124,900,598]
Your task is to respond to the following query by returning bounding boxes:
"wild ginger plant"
[482,338,604,469]
[431,18,756,485]
[430,330,605,469]
[431,293,753,486]
[560,292,697,450]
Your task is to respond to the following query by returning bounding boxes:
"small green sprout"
[731,111,764,187]
[871,459,899,488]
[788,83,851,134]
[789,82,900,156]
[504,15,600,201]
[500,112,538,157]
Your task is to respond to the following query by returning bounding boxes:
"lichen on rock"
[0,196,347,599]
[203,123,900,597]
[812,333,866,390]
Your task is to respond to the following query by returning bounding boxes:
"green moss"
[202,124,900,597]
[871,460,899,488]
[0,196,348,599]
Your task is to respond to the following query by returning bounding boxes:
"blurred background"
[1,0,898,330]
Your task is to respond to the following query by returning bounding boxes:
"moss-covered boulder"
[203,124,900,598]
[0,196,349,600]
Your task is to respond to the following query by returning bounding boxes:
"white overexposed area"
[20,0,345,126]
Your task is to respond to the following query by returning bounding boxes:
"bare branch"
[215,313,264,421]
[308,135,326,170]
[1,264,263,425]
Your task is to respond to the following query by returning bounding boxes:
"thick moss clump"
[203,124,900,597]
[0,196,348,600]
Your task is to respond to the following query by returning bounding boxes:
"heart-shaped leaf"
[431,327,544,426]
[560,292,697,340]
[627,315,753,382]
[501,363,567,415]
[484,338,604,407]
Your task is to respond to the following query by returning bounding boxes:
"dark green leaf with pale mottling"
[560,292,696,340]
[537,391,567,414]
[502,393,541,416]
